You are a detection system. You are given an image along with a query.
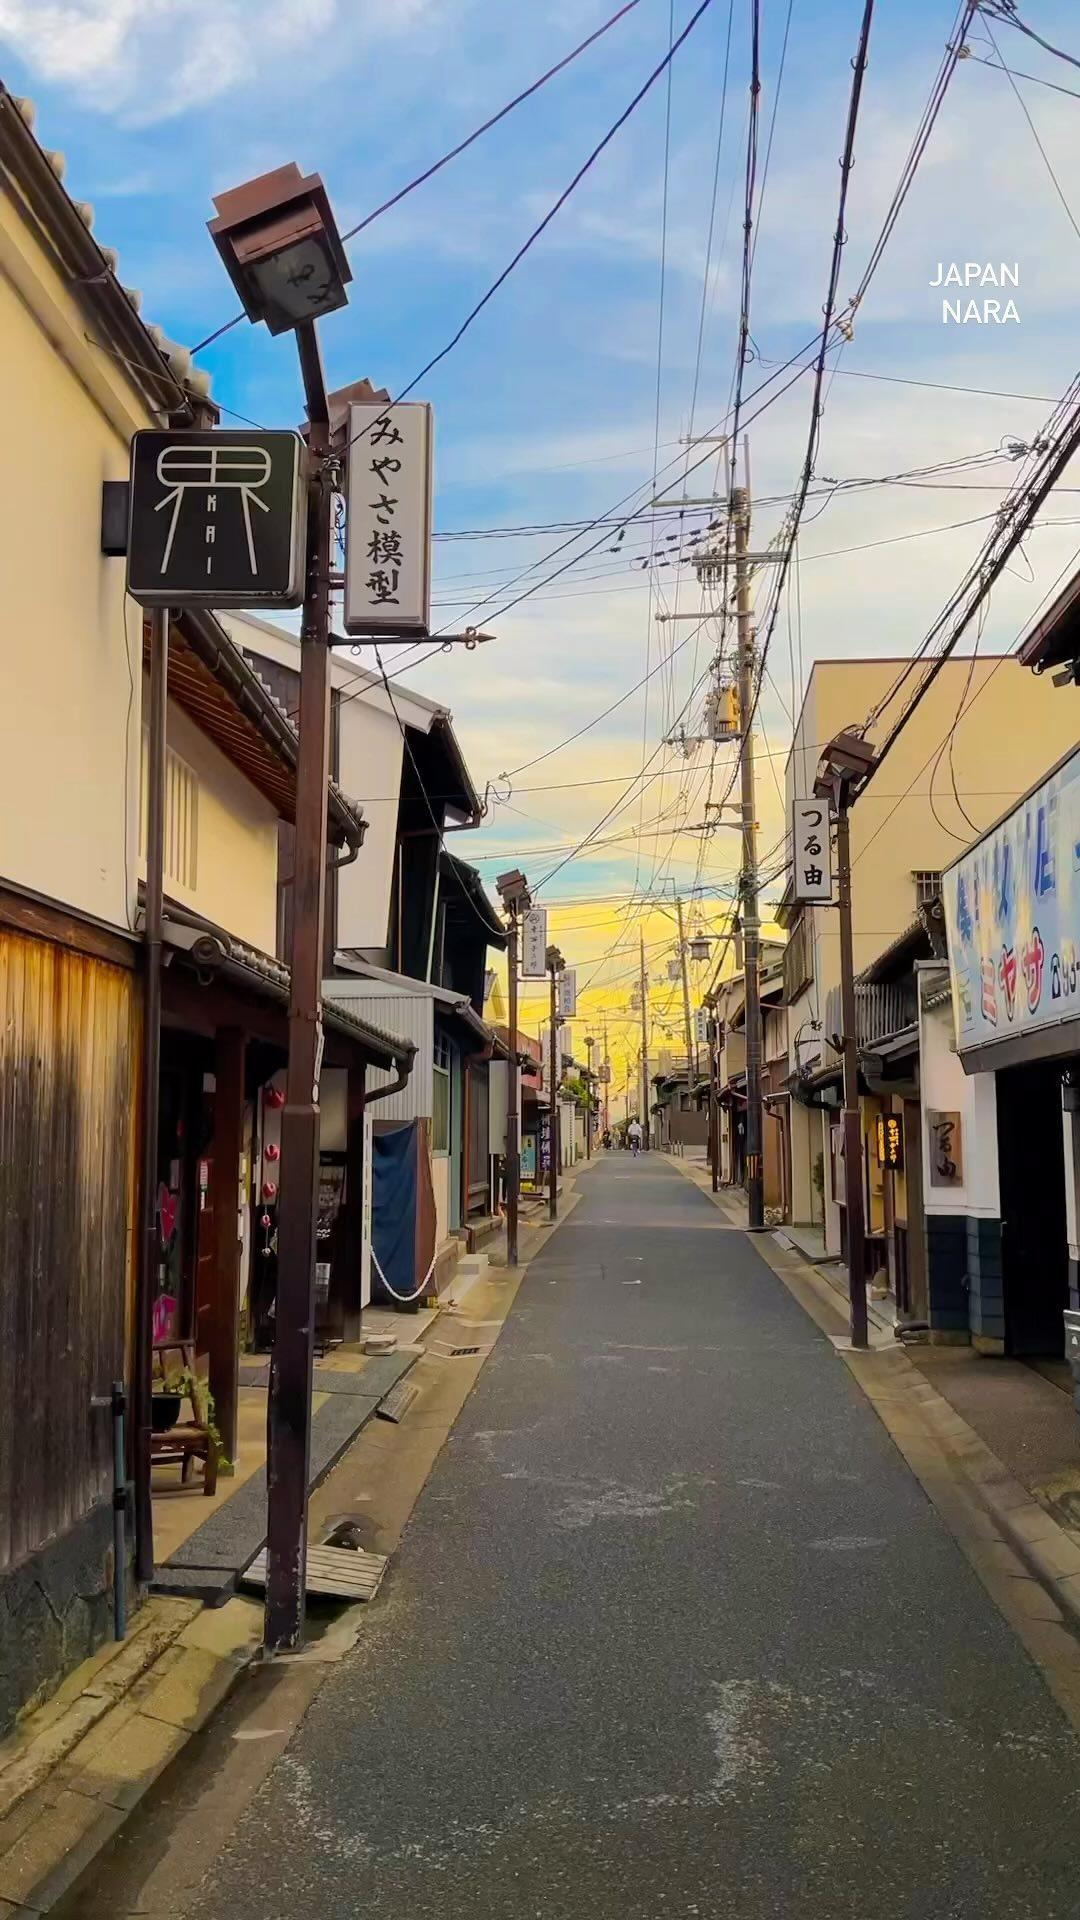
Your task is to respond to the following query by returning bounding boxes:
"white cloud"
[0,0,433,123]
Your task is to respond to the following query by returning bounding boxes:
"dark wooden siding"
[0,930,138,1573]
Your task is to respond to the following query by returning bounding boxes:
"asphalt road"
[198,1154,1080,1919]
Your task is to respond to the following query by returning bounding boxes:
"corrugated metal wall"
[326,988,433,1121]
[0,929,138,1573]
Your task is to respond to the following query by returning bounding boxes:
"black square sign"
[126,429,306,609]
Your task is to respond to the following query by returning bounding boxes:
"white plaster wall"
[919,998,1000,1218]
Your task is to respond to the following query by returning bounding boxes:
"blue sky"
[4,0,1080,1050]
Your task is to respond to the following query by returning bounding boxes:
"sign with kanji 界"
[928,1110,963,1186]
[521,907,548,979]
[127,430,306,608]
[792,798,834,904]
[558,968,577,1019]
[344,402,433,637]
[875,1112,904,1171]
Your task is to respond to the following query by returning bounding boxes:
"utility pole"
[602,1016,610,1134]
[584,1035,595,1159]
[732,476,765,1231]
[675,895,696,1083]
[495,870,530,1268]
[547,945,563,1220]
[639,930,650,1149]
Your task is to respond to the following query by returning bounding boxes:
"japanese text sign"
[875,1112,904,1171]
[521,908,548,979]
[344,402,433,637]
[792,799,834,904]
[943,748,1080,1055]
[127,430,305,609]
[558,968,577,1018]
[928,1111,963,1187]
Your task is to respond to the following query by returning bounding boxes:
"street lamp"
[495,869,532,1267]
[546,946,564,1220]
[814,730,877,1352]
[209,164,351,336]
[209,163,352,1655]
[584,1034,596,1159]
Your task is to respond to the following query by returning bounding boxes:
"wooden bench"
[151,1341,218,1496]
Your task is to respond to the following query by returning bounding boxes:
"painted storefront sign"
[943,748,1080,1054]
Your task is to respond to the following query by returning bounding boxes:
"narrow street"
[188,1154,1080,1920]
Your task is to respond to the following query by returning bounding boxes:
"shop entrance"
[997,1060,1068,1357]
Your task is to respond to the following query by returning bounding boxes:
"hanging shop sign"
[558,968,577,1019]
[343,401,433,637]
[875,1112,904,1171]
[928,1110,963,1186]
[521,907,548,979]
[695,1007,710,1044]
[943,746,1080,1056]
[127,430,306,608]
[791,798,834,904]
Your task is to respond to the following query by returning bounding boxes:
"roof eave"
[0,85,191,421]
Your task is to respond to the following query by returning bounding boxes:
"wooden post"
[836,801,869,1349]
[134,605,168,1584]
[339,1061,366,1342]
[207,1026,245,1463]
[265,322,333,1652]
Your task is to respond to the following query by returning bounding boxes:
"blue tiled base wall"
[924,1213,1004,1340]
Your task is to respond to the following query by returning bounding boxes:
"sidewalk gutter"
[667,1151,1080,1652]
[156,1347,423,1605]
[0,1594,263,1914]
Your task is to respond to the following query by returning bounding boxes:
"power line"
[337,0,719,476]
[859,377,1080,781]
[189,0,645,356]
[980,13,1080,246]
[978,2,1080,77]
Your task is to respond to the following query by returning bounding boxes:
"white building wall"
[0,187,149,929]
[153,694,280,955]
[919,996,1000,1219]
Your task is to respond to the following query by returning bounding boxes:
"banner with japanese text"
[943,748,1080,1054]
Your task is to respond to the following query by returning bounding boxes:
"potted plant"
[161,1366,231,1474]
[151,1383,182,1431]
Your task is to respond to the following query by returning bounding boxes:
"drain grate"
[243,1543,388,1602]
[450,1345,482,1357]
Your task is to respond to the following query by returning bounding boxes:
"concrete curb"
[845,1344,1080,1635]
[0,1596,262,1913]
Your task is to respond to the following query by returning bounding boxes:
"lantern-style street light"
[209,164,351,336]
[209,162,351,1655]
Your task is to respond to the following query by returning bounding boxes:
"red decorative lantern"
[264,1141,281,1163]
[264,1085,285,1110]
[262,1180,278,1201]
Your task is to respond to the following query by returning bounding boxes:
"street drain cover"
[450,1345,482,1357]
[376,1380,420,1423]
[243,1543,389,1602]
